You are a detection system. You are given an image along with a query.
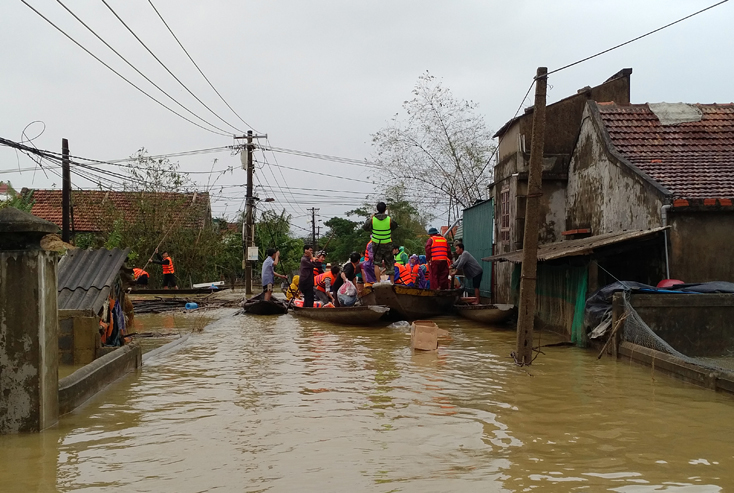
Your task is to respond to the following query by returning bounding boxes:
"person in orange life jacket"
[150,248,177,289]
[394,254,421,287]
[424,228,451,290]
[450,243,484,303]
[133,267,149,286]
[312,251,326,277]
[362,201,398,282]
[314,264,341,305]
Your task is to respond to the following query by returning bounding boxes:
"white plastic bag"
[338,280,357,297]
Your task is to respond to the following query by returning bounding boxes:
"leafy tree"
[0,181,33,212]
[255,209,303,277]
[371,71,495,222]
[322,216,370,264]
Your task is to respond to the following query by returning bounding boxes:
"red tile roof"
[597,103,734,200]
[24,189,211,232]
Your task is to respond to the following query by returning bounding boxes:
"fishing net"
[620,294,734,374]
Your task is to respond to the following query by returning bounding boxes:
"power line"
[267,162,375,184]
[100,0,244,134]
[54,0,235,136]
[262,144,378,168]
[146,0,259,133]
[18,0,231,137]
[546,0,729,77]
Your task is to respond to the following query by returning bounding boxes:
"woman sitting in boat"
[361,240,378,287]
[285,275,301,300]
[394,255,422,288]
[417,255,430,289]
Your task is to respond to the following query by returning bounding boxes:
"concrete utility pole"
[308,208,319,247]
[235,131,267,295]
[515,67,548,366]
[61,138,70,243]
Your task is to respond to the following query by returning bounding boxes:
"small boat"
[292,305,390,325]
[241,293,289,315]
[455,303,516,325]
[360,283,461,320]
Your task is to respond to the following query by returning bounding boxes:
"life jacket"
[314,271,337,292]
[364,241,373,261]
[133,268,148,279]
[312,260,324,277]
[395,263,419,286]
[371,216,391,244]
[162,257,174,274]
[429,236,450,262]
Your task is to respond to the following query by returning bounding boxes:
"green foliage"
[0,182,33,212]
[255,209,303,276]
[322,216,370,264]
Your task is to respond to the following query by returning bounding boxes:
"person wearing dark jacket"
[298,245,317,307]
[150,248,177,289]
[362,201,398,282]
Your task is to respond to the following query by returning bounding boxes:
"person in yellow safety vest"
[314,265,341,305]
[285,275,301,300]
[133,267,149,286]
[362,201,399,282]
[150,248,178,289]
[393,258,420,287]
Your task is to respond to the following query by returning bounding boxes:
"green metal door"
[461,199,494,298]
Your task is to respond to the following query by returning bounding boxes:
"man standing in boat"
[450,243,483,303]
[298,245,318,307]
[425,228,450,290]
[262,248,288,302]
[362,202,398,282]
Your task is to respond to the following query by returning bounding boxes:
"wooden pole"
[515,67,547,365]
[61,138,70,243]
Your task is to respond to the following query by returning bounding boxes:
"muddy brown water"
[2,311,733,492]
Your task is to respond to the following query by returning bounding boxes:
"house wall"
[461,200,494,298]
[566,106,664,234]
[669,212,734,283]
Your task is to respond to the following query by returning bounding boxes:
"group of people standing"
[271,201,484,308]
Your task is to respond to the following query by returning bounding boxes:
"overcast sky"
[1,0,732,233]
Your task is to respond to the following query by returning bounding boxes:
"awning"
[482,227,667,263]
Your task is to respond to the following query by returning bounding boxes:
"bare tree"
[371,72,495,223]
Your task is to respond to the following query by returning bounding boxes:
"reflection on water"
[1,311,732,492]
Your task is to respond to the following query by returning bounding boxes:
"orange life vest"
[162,257,174,274]
[314,271,337,292]
[430,236,450,262]
[395,263,419,285]
[364,241,373,261]
[133,268,148,279]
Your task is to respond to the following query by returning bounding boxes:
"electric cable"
[54,0,234,136]
[18,0,231,137]
[146,0,259,132]
[100,0,244,134]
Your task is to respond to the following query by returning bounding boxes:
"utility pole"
[61,138,70,243]
[235,130,267,295]
[515,67,548,366]
[308,208,319,247]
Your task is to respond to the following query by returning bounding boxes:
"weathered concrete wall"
[668,212,734,283]
[58,343,141,415]
[566,105,665,234]
[58,314,100,366]
[0,250,58,433]
[629,293,734,357]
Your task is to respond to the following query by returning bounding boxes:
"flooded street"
[2,311,733,492]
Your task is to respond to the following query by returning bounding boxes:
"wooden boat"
[241,293,289,315]
[360,283,461,320]
[292,305,390,325]
[455,303,516,325]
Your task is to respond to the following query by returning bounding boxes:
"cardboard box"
[411,320,439,351]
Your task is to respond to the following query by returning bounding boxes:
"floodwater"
[2,310,734,492]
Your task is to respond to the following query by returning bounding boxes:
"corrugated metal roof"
[483,228,666,263]
[57,247,130,314]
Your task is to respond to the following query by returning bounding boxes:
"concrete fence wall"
[58,344,142,415]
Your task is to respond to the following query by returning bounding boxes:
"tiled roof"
[24,189,211,232]
[597,103,734,199]
[58,247,131,315]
